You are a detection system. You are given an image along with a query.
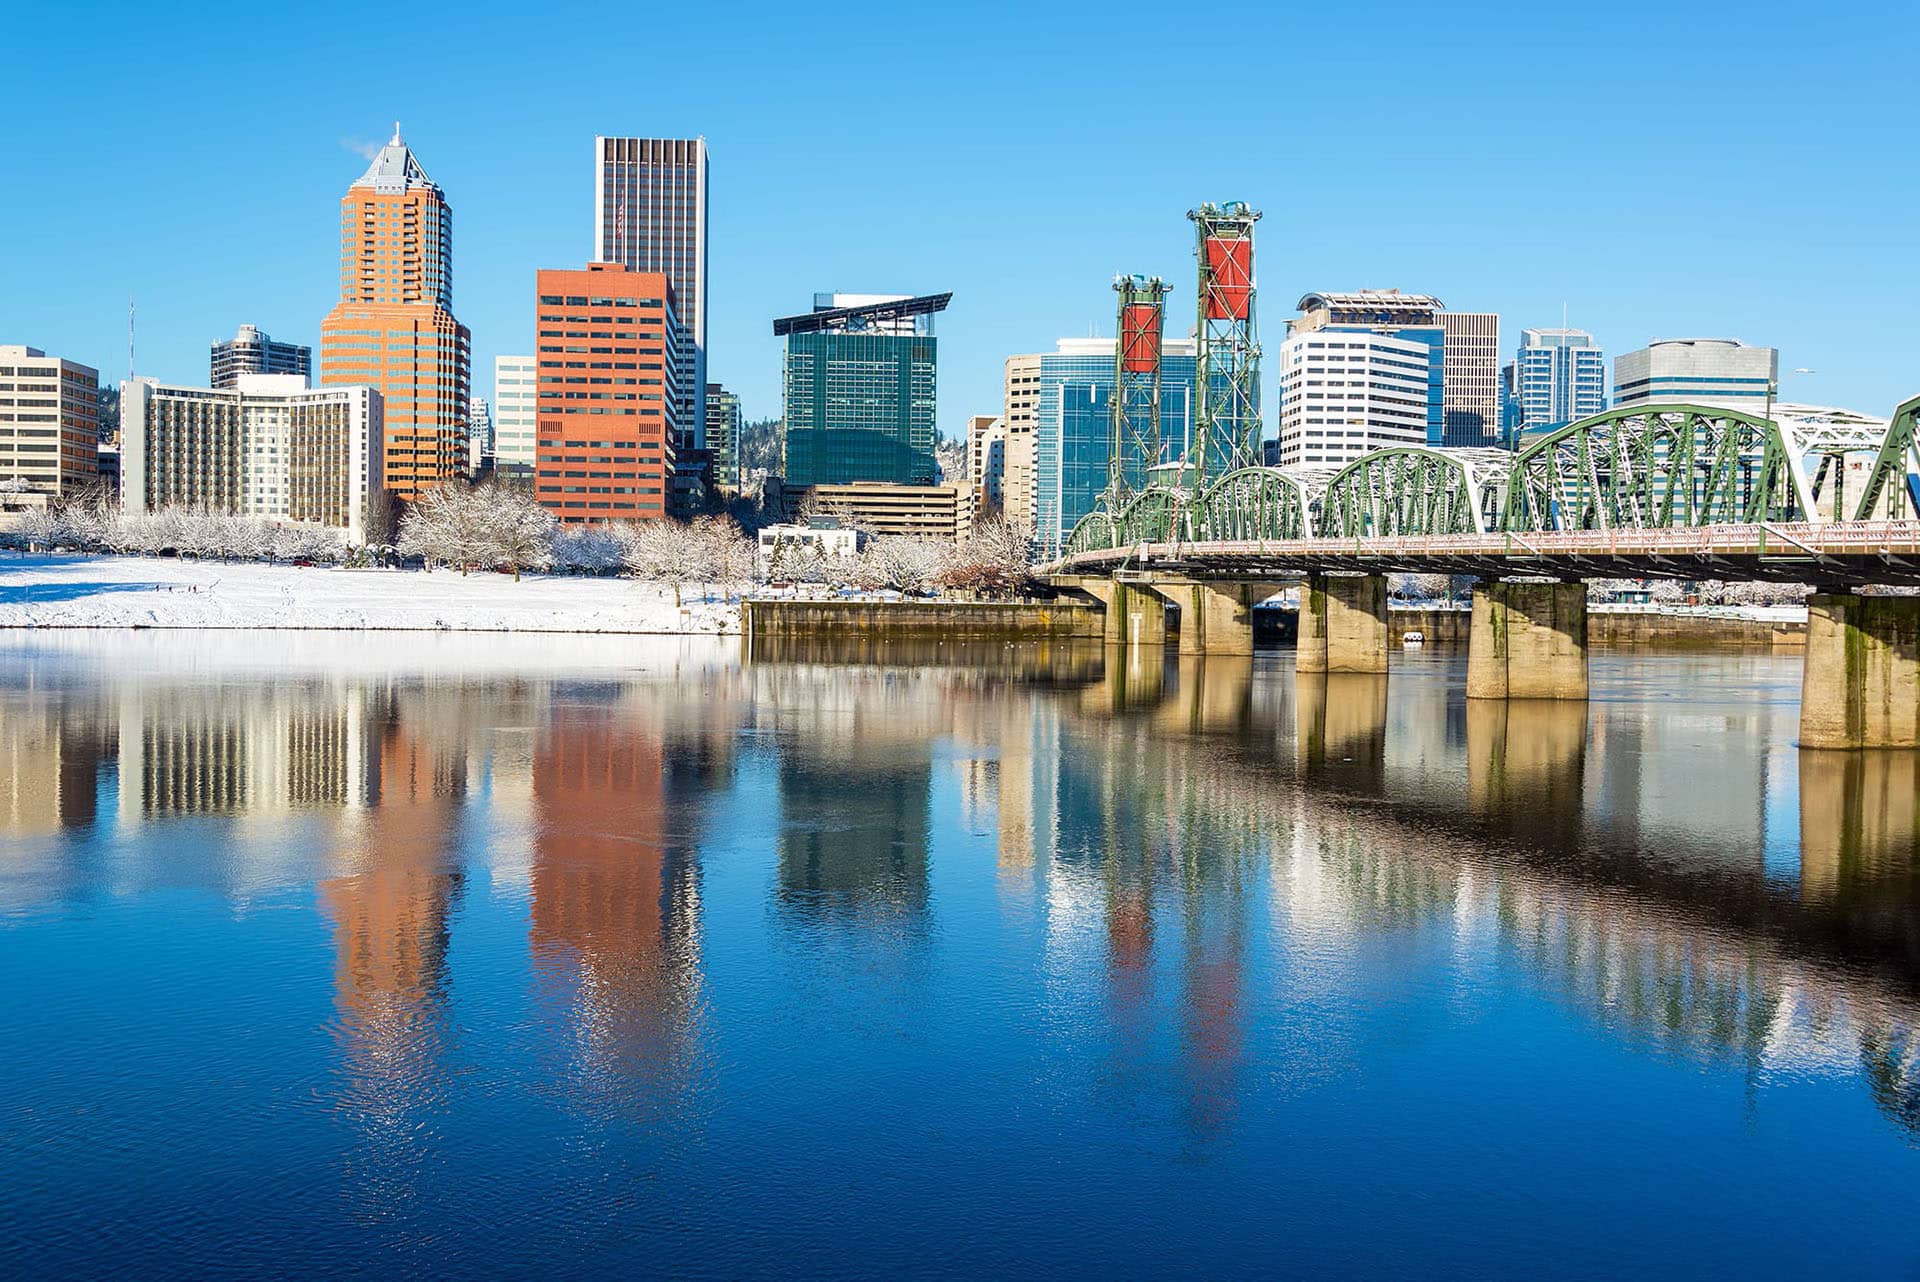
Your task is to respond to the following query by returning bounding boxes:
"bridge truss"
[1060,396,1920,561]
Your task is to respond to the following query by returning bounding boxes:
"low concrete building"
[756,521,865,575]
[780,480,973,543]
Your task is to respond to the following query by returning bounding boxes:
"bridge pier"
[1465,580,1589,700]
[1297,573,1388,674]
[1800,593,1920,749]
[1147,580,1280,656]
[1063,577,1167,649]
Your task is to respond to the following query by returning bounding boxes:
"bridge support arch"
[1466,580,1589,700]
[1297,573,1388,674]
[1801,593,1920,749]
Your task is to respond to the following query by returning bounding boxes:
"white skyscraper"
[492,355,537,472]
[1275,330,1432,468]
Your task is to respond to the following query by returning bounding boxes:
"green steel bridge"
[1056,397,1920,580]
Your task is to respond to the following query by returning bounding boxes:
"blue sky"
[4,0,1915,434]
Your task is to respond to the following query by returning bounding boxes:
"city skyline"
[2,2,1914,443]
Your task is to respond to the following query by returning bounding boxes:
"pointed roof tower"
[352,122,439,194]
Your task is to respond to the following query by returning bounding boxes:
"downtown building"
[532,263,684,524]
[1031,336,1198,559]
[211,324,310,389]
[777,292,946,488]
[0,345,99,496]
[1512,328,1607,434]
[121,374,384,541]
[595,137,708,461]
[1001,353,1041,536]
[1613,338,1778,413]
[1282,290,1501,450]
[492,355,537,475]
[706,382,742,494]
[966,412,1005,516]
[1274,329,1432,468]
[319,127,471,501]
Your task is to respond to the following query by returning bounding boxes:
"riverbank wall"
[743,597,1804,651]
[1366,606,1807,651]
[741,598,1106,641]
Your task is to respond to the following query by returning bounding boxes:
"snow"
[0,552,742,634]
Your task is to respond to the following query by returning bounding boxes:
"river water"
[1,631,1917,1278]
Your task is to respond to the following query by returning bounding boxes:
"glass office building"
[1032,337,1197,559]
[777,294,946,488]
[1514,328,1607,432]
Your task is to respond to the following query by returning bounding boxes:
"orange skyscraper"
[320,126,471,501]
[532,262,683,523]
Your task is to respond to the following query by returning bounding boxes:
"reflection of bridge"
[1046,655,1920,1138]
[1050,398,1920,749]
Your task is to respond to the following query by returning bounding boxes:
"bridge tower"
[1188,201,1262,483]
[1108,274,1168,507]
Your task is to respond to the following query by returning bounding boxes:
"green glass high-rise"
[775,293,948,487]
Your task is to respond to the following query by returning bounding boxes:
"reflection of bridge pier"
[1798,749,1920,895]
[1466,698,1588,844]
[1295,673,1387,790]
[1156,656,1254,737]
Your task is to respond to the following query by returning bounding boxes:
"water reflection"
[530,691,710,1120]
[3,628,1920,1207]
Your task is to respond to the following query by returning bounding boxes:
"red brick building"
[533,263,683,523]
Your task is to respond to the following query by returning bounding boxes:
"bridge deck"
[1049,520,1920,587]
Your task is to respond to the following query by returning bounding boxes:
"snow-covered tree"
[552,522,626,574]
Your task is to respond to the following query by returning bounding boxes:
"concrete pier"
[1800,593,1920,749]
[1296,573,1388,674]
[1149,580,1279,656]
[1465,580,1589,700]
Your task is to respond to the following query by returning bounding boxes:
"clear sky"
[5,0,1916,434]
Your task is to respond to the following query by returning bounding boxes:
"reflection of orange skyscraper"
[319,127,470,499]
[319,701,467,1065]
[529,702,705,1099]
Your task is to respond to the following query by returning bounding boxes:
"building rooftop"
[350,124,439,195]
[1297,289,1446,313]
[773,293,951,336]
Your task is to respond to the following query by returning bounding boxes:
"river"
[1,631,1916,1278]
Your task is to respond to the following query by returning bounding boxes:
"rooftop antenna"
[128,296,135,381]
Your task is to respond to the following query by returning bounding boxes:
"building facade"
[1274,329,1430,468]
[532,263,683,524]
[595,137,708,449]
[777,294,946,490]
[492,355,537,474]
[966,413,1005,516]
[1001,353,1041,536]
[783,480,973,543]
[1613,338,1778,413]
[467,396,493,474]
[319,127,471,501]
[0,345,99,495]
[1031,337,1198,559]
[1514,328,1607,432]
[211,324,311,389]
[706,382,742,494]
[1289,292,1445,446]
[121,374,383,541]
[1439,310,1501,446]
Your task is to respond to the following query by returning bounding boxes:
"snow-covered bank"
[0,553,740,633]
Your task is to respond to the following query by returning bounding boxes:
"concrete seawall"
[744,598,1805,652]
[742,598,1106,641]
[1376,607,1806,651]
